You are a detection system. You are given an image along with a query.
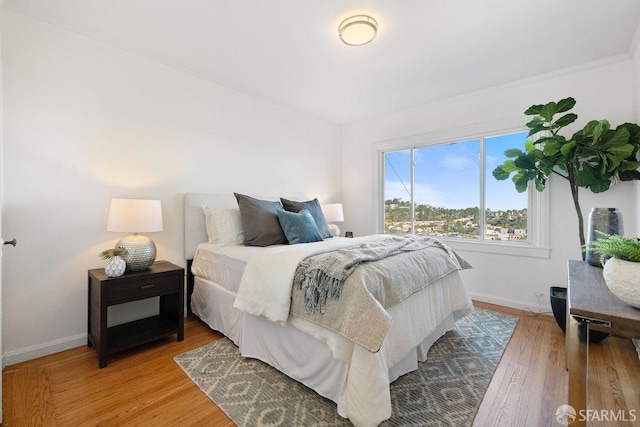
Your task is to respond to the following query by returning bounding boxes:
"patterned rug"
[174,308,518,426]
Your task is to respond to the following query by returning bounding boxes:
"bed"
[184,193,474,426]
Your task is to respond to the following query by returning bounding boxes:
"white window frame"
[373,119,550,259]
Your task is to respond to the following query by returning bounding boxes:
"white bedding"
[234,235,390,323]
[191,243,263,292]
[190,238,474,426]
[184,192,474,426]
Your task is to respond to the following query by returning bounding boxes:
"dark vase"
[585,207,622,267]
[549,286,608,343]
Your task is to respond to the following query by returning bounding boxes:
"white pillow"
[203,206,244,246]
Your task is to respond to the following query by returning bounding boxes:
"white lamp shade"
[322,203,344,222]
[107,198,163,233]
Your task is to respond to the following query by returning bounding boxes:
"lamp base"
[116,234,156,272]
[328,224,341,237]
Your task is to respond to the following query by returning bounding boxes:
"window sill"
[440,238,550,259]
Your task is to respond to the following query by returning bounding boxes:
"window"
[380,129,549,257]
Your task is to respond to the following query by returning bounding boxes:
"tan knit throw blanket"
[293,235,450,314]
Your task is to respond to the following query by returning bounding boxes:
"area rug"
[174,308,518,426]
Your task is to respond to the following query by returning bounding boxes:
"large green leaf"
[585,120,611,145]
[575,165,598,186]
[592,121,607,144]
[604,127,630,147]
[539,102,558,122]
[533,136,558,145]
[619,123,640,146]
[524,104,545,116]
[530,148,544,159]
[606,143,634,159]
[619,159,640,172]
[513,172,531,193]
[500,160,519,172]
[576,164,613,193]
[492,165,511,180]
[525,139,536,152]
[556,97,576,113]
[514,154,536,169]
[526,117,546,129]
[527,124,548,137]
[560,140,577,156]
[589,179,612,193]
[543,141,560,156]
[554,113,578,128]
[580,120,599,137]
[504,148,524,158]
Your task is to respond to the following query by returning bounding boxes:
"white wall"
[1,9,341,363]
[342,59,639,311]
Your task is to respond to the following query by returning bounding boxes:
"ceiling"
[5,0,640,125]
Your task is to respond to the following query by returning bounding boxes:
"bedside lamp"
[107,198,163,271]
[322,203,344,237]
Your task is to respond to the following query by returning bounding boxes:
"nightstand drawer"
[106,275,180,304]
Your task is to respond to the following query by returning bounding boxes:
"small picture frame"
[345,231,353,238]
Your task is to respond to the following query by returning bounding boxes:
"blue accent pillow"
[280,197,332,239]
[276,209,323,244]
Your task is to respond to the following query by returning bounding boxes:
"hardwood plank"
[3,303,639,426]
[474,300,640,427]
[472,302,567,426]
[3,367,56,426]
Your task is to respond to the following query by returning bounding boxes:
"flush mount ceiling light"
[339,15,378,46]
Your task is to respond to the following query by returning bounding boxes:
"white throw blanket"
[233,235,389,323]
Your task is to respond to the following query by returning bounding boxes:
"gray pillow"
[277,209,323,244]
[234,193,288,246]
[280,197,332,239]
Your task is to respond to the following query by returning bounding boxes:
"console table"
[567,260,640,426]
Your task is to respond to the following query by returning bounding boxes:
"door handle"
[3,238,17,247]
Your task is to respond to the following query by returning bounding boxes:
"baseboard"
[4,293,551,366]
[4,333,86,366]
[469,291,553,316]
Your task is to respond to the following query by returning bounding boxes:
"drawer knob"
[140,284,154,290]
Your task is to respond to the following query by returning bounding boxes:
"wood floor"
[3,301,639,426]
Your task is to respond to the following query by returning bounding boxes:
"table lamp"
[322,203,344,237]
[107,198,163,271]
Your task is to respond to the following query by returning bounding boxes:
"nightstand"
[87,260,185,368]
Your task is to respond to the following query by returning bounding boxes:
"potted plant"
[584,232,640,309]
[100,247,128,278]
[492,97,640,253]
[493,97,640,337]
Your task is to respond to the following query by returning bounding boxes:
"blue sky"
[384,131,528,211]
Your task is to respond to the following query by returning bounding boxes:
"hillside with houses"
[385,199,527,241]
